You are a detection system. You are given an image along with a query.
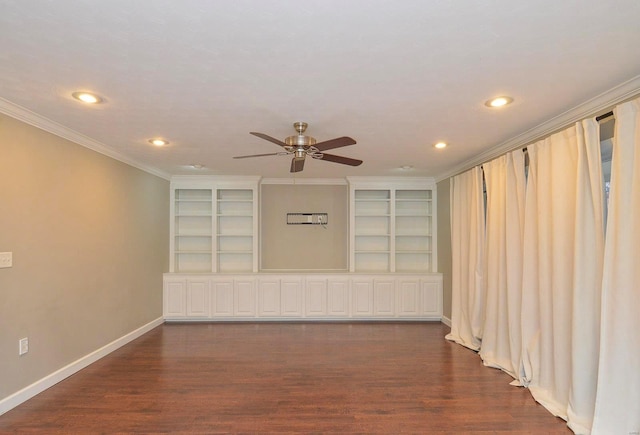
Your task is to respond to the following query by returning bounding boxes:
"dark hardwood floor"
[0,322,570,434]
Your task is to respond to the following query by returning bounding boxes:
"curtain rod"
[596,111,614,122]
[477,110,613,171]
[476,110,614,171]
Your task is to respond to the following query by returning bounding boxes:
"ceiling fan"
[234,122,362,173]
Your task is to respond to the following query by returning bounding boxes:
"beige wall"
[437,178,452,319]
[260,184,348,270]
[0,114,169,400]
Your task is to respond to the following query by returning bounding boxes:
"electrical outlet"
[0,252,12,268]
[19,337,28,356]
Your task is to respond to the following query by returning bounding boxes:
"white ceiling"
[1,0,640,180]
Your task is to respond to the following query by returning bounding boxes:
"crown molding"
[435,74,640,182]
[0,97,170,180]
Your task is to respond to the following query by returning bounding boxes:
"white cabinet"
[257,277,304,317]
[397,278,421,317]
[422,280,442,317]
[170,176,259,273]
[257,278,280,316]
[186,279,210,317]
[164,273,442,321]
[211,279,234,317]
[374,278,395,316]
[352,279,374,316]
[234,278,256,317]
[348,178,437,273]
[327,279,350,316]
[281,278,304,317]
[305,277,328,317]
[164,279,186,317]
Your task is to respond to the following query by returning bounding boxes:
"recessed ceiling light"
[149,138,169,147]
[485,96,513,108]
[434,142,448,149]
[190,164,204,169]
[72,91,103,104]
[400,165,414,170]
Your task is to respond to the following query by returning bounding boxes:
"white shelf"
[216,188,256,273]
[171,182,258,273]
[350,183,436,273]
[173,188,214,273]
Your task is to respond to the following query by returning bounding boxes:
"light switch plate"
[0,252,12,268]
[19,337,29,356]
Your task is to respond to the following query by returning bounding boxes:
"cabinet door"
[352,279,373,316]
[234,278,256,317]
[373,278,395,316]
[258,278,281,317]
[422,280,442,318]
[281,278,303,317]
[397,278,421,317]
[211,279,234,317]
[327,279,350,317]
[186,279,210,317]
[164,280,186,317]
[306,278,327,316]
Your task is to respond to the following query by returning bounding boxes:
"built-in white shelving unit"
[170,176,259,273]
[174,189,213,273]
[395,189,433,272]
[216,189,255,273]
[166,176,441,322]
[353,189,391,272]
[348,177,437,273]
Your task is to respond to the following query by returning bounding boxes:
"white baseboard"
[441,315,452,327]
[0,317,164,416]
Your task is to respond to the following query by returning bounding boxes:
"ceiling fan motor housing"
[285,134,317,147]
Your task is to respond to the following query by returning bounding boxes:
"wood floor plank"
[0,322,570,433]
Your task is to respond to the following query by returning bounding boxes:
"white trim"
[441,315,452,327]
[347,176,436,187]
[164,317,443,322]
[258,268,350,272]
[170,175,262,188]
[436,74,640,181]
[0,97,170,180]
[260,177,348,185]
[0,317,164,416]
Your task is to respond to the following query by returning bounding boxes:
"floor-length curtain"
[445,166,485,350]
[479,150,525,379]
[567,119,604,434]
[592,98,640,434]
[520,120,604,427]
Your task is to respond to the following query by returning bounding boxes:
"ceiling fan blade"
[319,153,363,166]
[233,152,286,159]
[314,136,356,152]
[290,157,305,173]
[250,132,288,147]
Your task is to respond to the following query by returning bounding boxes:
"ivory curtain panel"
[446,166,485,351]
[591,98,640,434]
[519,119,603,432]
[478,150,525,380]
